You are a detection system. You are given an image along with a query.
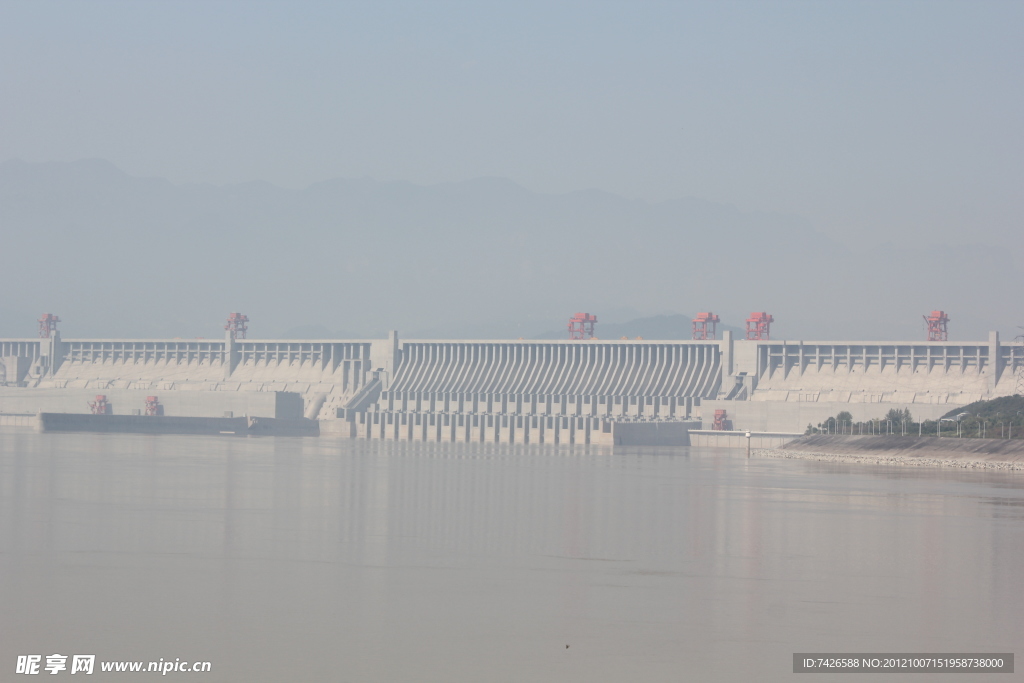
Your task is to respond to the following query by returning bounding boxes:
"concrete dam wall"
[378,340,721,420]
[1,329,1021,436]
[3,335,373,420]
[745,334,1016,403]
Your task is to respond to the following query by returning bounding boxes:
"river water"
[1,431,1022,681]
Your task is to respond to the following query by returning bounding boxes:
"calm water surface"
[1,431,1022,681]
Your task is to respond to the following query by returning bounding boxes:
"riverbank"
[755,435,1024,470]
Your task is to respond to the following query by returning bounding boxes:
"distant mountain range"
[0,158,1018,341]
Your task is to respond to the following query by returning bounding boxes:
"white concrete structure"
[1,329,1020,435]
[725,331,1016,403]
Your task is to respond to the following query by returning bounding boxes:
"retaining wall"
[781,434,1024,461]
[688,430,801,449]
[38,413,318,437]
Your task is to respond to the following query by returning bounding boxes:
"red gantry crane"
[144,396,162,416]
[923,310,949,342]
[225,312,249,339]
[38,313,60,338]
[692,312,720,340]
[745,312,774,340]
[567,312,598,340]
[89,395,110,415]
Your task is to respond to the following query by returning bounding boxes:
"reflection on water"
[1,432,1022,682]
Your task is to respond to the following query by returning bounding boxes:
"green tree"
[885,408,912,424]
[835,411,853,433]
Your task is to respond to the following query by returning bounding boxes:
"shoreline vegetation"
[805,395,1024,440]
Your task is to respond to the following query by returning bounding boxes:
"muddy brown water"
[2,431,1022,681]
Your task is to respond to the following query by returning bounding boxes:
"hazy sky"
[1,1,1022,253]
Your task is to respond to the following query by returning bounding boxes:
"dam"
[1,323,1021,442]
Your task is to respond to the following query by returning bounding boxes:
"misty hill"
[0,158,1019,341]
[942,395,1024,421]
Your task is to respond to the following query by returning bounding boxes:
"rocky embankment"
[755,435,1024,471]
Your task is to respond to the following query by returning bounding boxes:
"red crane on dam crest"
[38,313,60,338]
[225,312,249,340]
[692,312,720,340]
[568,312,598,340]
[924,310,950,341]
[745,312,774,340]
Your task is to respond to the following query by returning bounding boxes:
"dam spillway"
[380,340,721,415]
[1,330,1022,438]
